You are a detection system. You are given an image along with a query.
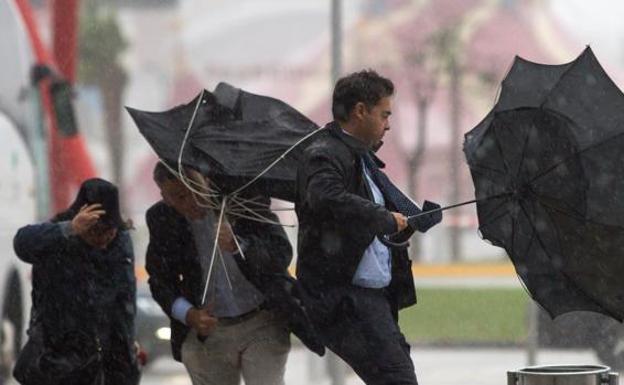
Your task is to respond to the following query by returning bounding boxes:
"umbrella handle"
[379,235,410,249]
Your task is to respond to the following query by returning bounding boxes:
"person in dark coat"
[12,178,140,385]
[296,70,442,385]
[146,163,321,385]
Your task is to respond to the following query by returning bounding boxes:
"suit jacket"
[146,199,324,361]
[295,122,417,316]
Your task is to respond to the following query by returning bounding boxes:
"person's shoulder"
[146,201,175,225]
[115,229,134,255]
[147,200,168,214]
[303,128,349,159]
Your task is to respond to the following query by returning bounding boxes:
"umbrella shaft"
[407,192,511,220]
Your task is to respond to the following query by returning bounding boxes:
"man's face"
[158,177,208,220]
[357,96,392,148]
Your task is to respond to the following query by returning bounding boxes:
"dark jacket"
[12,222,139,385]
[295,122,417,313]
[145,199,324,361]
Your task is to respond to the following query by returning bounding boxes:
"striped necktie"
[362,153,421,217]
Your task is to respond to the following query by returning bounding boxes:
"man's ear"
[160,191,171,206]
[353,102,367,121]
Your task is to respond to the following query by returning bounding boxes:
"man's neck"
[338,121,368,145]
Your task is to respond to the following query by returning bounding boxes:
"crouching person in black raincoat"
[12,178,140,385]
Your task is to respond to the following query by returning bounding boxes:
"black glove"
[408,200,442,233]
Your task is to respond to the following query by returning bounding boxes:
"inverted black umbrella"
[126,82,320,202]
[464,47,624,321]
[127,84,326,355]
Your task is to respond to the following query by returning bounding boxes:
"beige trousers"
[181,310,290,385]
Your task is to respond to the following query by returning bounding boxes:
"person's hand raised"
[71,204,106,236]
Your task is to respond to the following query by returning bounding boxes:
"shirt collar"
[325,122,388,169]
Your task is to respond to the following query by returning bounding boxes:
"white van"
[0,0,42,381]
[0,114,35,381]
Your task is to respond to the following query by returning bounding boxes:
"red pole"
[51,0,78,210]
[52,0,79,83]
[50,0,96,211]
[14,0,65,212]
[15,0,95,212]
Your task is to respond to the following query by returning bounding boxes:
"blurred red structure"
[14,0,96,213]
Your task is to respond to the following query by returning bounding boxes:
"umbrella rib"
[514,120,534,181]
[230,195,271,209]
[229,195,295,211]
[529,191,586,222]
[228,196,271,214]
[177,90,207,195]
[518,208,536,260]
[469,163,507,176]
[513,215,540,303]
[201,197,227,306]
[227,206,295,213]
[243,197,292,210]
[227,203,275,216]
[226,206,295,214]
[217,248,233,291]
[228,198,291,225]
[179,166,223,198]
[229,128,325,197]
[479,196,510,221]
[518,201,559,262]
[186,174,222,196]
[529,129,624,185]
[227,210,296,227]
[230,225,247,261]
[519,200,621,320]
[518,201,589,302]
[538,200,574,270]
[515,207,538,300]
[535,193,624,231]
[158,158,222,199]
[491,122,511,174]
[477,209,510,230]
[517,201,558,297]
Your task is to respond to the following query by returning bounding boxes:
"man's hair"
[331,69,394,122]
[153,161,177,185]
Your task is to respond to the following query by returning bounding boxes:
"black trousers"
[306,285,418,385]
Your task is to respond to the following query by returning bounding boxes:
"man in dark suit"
[146,164,294,385]
[296,70,442,385]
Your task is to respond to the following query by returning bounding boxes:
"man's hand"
[71,204,105,236]
[391,212,408,232]
[217,221,237,253]
[186,306,217,337]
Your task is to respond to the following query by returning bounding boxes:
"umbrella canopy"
[464,47,624,321]
[127,84,325,355]
[126,82,319,201]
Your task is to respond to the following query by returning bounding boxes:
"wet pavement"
[140,345,620,385]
